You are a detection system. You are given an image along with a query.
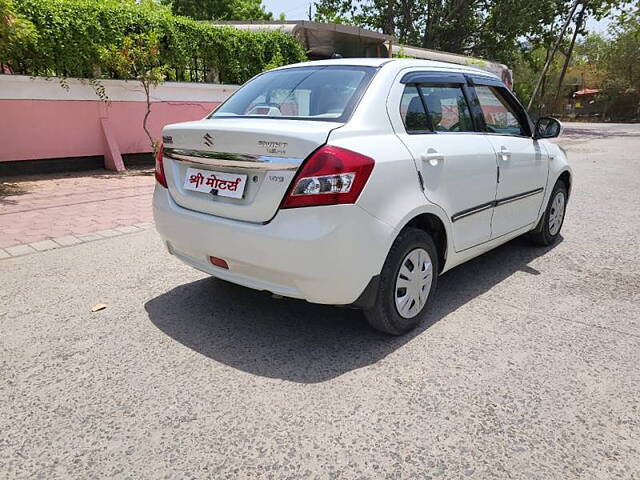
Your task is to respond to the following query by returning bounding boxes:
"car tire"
[529,180,568,246]
[364,228,439,335]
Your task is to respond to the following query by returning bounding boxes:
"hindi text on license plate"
[184,167,247,199]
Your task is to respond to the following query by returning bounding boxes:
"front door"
[390,73,499,252]
[471,84,549,238]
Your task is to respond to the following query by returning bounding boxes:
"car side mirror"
[534,116,563,139]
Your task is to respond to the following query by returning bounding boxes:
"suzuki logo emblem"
[203,133,214,147]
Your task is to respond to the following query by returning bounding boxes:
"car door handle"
[498,146,511,162]
[420,148,444,165]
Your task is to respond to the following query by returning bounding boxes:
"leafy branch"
[100,33,167,153]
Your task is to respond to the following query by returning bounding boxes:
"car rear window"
[210,66,376,122]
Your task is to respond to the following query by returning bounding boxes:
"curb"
[0,222,155,260]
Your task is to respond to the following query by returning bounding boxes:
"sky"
[261,0,613,34]
[262,0,315,20]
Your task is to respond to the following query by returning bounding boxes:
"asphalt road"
[2,123,640,479]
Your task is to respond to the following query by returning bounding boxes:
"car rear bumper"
[153,186,394,304]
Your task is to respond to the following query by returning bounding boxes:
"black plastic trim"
[466,75,504,87]
[462,80,488,133]
[451,201,494,223]
[495,187,544,206]
[349,275,380,309]
[401,72,467,84]
[415,82,435,131]
[451,187,545,223]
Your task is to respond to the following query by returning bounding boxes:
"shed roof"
[209,21,392,58]
[208,21,512,87]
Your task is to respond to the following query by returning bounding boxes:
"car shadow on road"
[145,236,562,384]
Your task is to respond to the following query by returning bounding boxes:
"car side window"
[400,86,431,132]
[400,83,475,133]
[474,85,527,136]
[418,84,475,132]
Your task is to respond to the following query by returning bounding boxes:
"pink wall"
[0,75,239,165]
[1,99,220,162]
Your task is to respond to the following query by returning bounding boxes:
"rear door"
[469,78,549,238]
[389,71,499,252]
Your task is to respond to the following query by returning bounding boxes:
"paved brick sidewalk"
[0,169,155,256]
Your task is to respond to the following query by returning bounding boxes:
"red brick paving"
[0,169,155,249]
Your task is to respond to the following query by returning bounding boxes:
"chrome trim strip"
[165,148,303,171]
[495,187,544,207]
[451,187,544,223]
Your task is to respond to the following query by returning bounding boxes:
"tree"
[525,0,630,110]
[527,0,582,110]
[100,33,167,152]
[604,6,640,91]
[510,2,640,120]
[313,0,630,69]
[553,1,588,106]
[162,0,272,20]
[600,5,640,119]
[314,0,574,64]
[0,0,37,73]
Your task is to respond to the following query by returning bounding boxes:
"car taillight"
[155,143,167,188]
[281,145,374,208]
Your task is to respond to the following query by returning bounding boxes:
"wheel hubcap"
[548,191,566,236]
[394,248,433,319]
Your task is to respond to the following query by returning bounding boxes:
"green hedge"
[8,0,307,84]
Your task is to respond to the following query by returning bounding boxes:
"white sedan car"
[153,58,571,335]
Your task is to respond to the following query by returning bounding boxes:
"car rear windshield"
[210,66,376,122]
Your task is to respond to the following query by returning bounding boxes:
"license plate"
[183,167,247,199]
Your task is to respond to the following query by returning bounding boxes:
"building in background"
[211,21,513,88]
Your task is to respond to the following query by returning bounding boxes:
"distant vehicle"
[153,59,571,335]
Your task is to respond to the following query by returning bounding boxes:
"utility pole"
[527,0,582,111]
[308,3,312,21]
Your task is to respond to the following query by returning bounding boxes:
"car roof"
[272,58,500,80]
